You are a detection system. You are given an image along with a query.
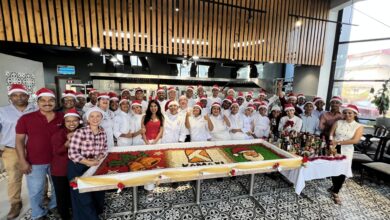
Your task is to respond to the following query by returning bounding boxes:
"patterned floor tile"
[18,171,390,220]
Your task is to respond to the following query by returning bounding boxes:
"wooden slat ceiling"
[0,0,330,66]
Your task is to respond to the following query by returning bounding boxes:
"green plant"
[370,79,390,117]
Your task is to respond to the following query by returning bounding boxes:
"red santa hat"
[193,102,203,110]
[343,104,360,115]
[131,100,142,107]
[246,104,255,110]
[168,100,179,107]
[258,102,268,110]
[271,105,281,112]
[223,96,234,103]
[211,102,221,108]
[246,91,253,98]
[88,88,97,94]
[284,103,295,112]
[231,101,239,107]
[252,99,261,104]
[75,92,85,98]
[313,96,324,104]
[119,99,130,105]
[227,87,235,94]
[187,86,195,91]
[8,84,28,95]
[64,108,81,118]
[303,101,314,107]
[62,90,76,99]
[330,96,342,104]
[156,87,165,93]
[109,92,119,101]
[134,87,143,93]
[197,84,203,89]
[286,93,297,101]
[167,86,176,93]
[97,92,110,100]
[237,91,245,98]
[259,90,267,97]
[212,84,219,91]
[232,147,252,156]
[36,88,56,98]
[297,94,306,99]
[200,96,208,101]
[120,89,130,95]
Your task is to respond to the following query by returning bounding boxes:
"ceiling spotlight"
[175,7,179,12]
[295,20,302,27]
[91,47,101,53]
[128,51,132,54]
[269,61,274,64]
[175,0,179,11]
[192,55,199,60]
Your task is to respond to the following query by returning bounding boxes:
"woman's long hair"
[144,100,164,126]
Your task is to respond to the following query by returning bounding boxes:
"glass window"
[237,66,250,79]
[177,64,191,77]
[198,65,209,78]
[332,81,390,119]
[130,56,142,66]
[255,63,264,78]
[339,0,390,42]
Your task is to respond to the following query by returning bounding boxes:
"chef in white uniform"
[209,102,231,141]
[185,102,213,142]
[134,87,149,113]
[252,102,271,138]
[114,99,133,146]
[97,92,116,147]
[130,100,146,145]
[161,101,187,143]
[228,101,250,140]
[209,84,222,105]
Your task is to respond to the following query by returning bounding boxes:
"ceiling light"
[175,8,179,12]
[269,61,274,64]
[91,47,101,53]
[295,20,302,27]
[192,55,199,60]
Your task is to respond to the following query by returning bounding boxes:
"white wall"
[0,53,45,107]
[293,66,321,97]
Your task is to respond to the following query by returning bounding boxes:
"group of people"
[0,81,363,219]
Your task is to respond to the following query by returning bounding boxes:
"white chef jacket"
[242,114,254,139]
[157,100,167,112]
[209,96,222,106]
[113,110,133,146]
[130,113,145,145]
[161,111,188,143]
[228,113,250,140]
[187,98,197,108]
[100,109,116,147]
[221,108,231,117]
[188,115,211,142]
[252,113,270,138]
[138,100,148,113]
[82,102,95,113]
[278,115,303,133]
[209,114,231,141]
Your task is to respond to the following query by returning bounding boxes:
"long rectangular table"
[281,158,350,195]
[76,139,302,214]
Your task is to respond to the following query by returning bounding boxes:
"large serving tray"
[77,139,302,193]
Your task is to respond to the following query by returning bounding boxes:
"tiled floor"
[16,171,390,220]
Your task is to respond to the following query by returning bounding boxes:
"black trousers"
[331,175,346,194]
[52,175,72,220]
[67,161,105,220]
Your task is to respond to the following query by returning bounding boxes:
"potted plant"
[370,79,390,127]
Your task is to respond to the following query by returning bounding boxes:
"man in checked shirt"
[67,106,107,220]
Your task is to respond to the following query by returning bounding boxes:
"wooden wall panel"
[0,0,330,66]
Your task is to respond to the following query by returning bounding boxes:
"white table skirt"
[281,159,351,195]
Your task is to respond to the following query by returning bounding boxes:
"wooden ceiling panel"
[0,0,330,66]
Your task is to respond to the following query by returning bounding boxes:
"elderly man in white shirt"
[279,104,303,133]
[300,101,320,135]
[252,102,271,138]
[162,101,187,143]
[114,99,133,146]
[0,84,36,219]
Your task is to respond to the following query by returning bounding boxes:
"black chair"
[361,137,390,183]
[357,125,388,154]
[353,134,389,166]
